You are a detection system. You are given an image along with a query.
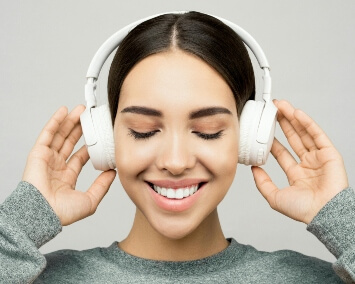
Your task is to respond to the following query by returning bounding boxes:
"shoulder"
[36,242,118,282]
[45,246,103,264]
[228,239,344,283]
[269,249,343,283]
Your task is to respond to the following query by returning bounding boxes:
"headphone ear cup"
[90,104,116,171]
[238,100,265,165]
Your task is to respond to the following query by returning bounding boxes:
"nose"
[156,132,196,176]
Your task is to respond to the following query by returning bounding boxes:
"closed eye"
[128,129,159,140]
[191,130,224,140]
[128,129,224,140]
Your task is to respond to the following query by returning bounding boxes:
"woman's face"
[114,50,239,239]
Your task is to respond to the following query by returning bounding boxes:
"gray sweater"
[0,181,354,283]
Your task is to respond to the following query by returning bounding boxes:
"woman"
[1,11,353,283]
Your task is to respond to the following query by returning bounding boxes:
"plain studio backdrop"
[0,0,354,263]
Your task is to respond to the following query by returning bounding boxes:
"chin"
[149,213,202,241]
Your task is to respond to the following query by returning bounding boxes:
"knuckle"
[58,127,67,139]
[284,127,296,138]
[268,194,278,210]
[89,206,97,215]
[72,152,85,165]
[46,127,56,138]
[95,179,107,189]
[274,146,288,160]
[67,134,77,146]
[269,202,278,211]
[298,128,308,137]
[259,176,272,189]
[87,192,98,215]
[312,131,323,141]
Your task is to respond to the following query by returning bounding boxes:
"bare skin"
[113,51,238,259]
[22,50,348,261]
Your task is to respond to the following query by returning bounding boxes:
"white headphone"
[80,11,278,171]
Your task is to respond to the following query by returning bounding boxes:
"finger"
[85,170,116,215]
[35,106,68,147]
[67,145,90,179]
[251,166,280,210]
[276,100,318,154]
[293,108,334,149]
[277,110,310,158]
[50,105,85,152]
[270,138,297,178]
[59,123,83,161]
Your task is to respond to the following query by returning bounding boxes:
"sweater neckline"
[104,238,246,277]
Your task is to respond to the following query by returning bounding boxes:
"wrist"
[1,181,62,248]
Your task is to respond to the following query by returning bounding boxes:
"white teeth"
[176,189,184,199]
[189,186,195,195]
[152,183,202,199]
[161,187,167,196]
[167,188,175,198]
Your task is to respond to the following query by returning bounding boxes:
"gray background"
[1,0,354,262]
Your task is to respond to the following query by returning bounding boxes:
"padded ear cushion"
[238,100,264,165]
[91,104,116,170]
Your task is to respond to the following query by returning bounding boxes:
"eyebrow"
[121,106,232,119]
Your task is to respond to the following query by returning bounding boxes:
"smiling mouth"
[146,182,207,199]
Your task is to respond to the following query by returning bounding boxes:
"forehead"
[118,50,236,114]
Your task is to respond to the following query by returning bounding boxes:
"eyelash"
[128,129,224,140]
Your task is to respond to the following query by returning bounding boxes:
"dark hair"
[108,11,255,125]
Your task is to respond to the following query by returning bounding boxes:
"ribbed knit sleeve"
[307,187,355,284]
[0,181,62,283]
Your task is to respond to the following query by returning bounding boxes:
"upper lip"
[146,179,208,189]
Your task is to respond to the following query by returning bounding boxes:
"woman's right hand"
[22,105,116,226]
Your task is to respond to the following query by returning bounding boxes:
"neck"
[118,208,229,261]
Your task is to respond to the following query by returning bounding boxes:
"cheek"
[114,128,157,178]
[197,130,239,177]
[192,128,239,204]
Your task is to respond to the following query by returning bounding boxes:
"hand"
[251,100,349,224]
[22,105,116,226]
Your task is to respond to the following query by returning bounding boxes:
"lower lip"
[146,182,206,212]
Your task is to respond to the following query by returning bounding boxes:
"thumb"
[251,166,279,210]
[86,169,117,213]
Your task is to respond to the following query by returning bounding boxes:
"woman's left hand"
[251,100,349,224]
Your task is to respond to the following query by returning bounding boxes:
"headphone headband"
[84,11,273,111]
[86,11,270,80]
